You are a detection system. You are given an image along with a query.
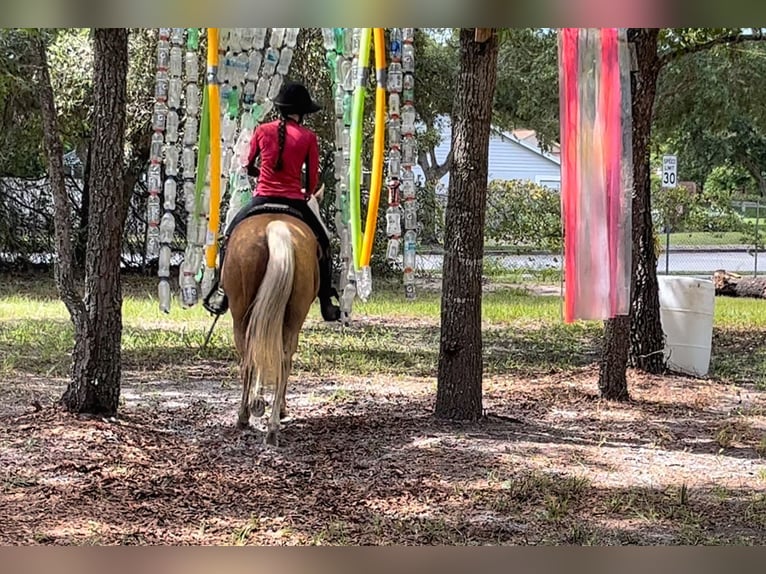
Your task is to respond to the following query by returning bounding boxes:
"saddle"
[233,202,306,229]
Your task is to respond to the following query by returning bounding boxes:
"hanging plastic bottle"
[152,102,168,131]
[255,76,270,102]
[239,27,254,50]
[169,46,183,77]
[388,92,401,118]
[183,181,196,213]
[185,51,198,80]
[403,229,417,269]
[159,211,175,243]
[388,120,401,147]
[158,244,172,277]
[150,131,163,162]
[401,103,416,135]
[179,259,198,307]
[388,63,403,92]
[158,279,171,312]
[402,136,417,165]
[147,164,162,194]
[270,28,286,49]
[246,51,262,81]
[277,47,293,76]
[262,47,279,76]
[147,192,161,222]
[157,39,170,70]
[388,148,401,177]
[386,238,400,261]
[389,29,403,60]
[147,223,160,259]
[155,71,169,102]
[253,28,267,50]
[186,28,199,50]
[400,169,415,200]
[182,148,196,179]
[168,78,182,110]
[164,145,179,176]
[386,204,402,236]
[358,266,372,301]
[404,201,418,230]
[402,43,415,74]
[402,28,415,43]
[341,59,353,92]
[322,28,335,51]
[284,28,300,48]
[403,73,415,103]
[183,116,198,146]
[185,83,200,115]
[268,74,283,100]
[170,28,184,45]
[163,179,177,210]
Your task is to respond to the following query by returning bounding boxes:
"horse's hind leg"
[265,366,287,447]
[249,371,266,417]
[237,364,252,429]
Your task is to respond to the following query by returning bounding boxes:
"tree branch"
[35,34,85,325]
[659,29,766,68]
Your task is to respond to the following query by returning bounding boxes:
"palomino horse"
[221,187,326,446]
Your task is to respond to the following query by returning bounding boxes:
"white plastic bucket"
[657,276,715,377]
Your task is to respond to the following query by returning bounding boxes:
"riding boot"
[203,239,229,316]
[318,254,340,322]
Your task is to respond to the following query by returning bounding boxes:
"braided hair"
[274,116,288,172]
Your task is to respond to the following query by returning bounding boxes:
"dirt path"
[1,365,764,545]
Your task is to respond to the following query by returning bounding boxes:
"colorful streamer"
[558,28,632,323]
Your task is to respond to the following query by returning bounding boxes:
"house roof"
[490,126,561,166]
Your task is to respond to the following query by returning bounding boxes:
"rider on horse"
[203,81,342,322]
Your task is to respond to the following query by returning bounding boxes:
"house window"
[535,175,561,191]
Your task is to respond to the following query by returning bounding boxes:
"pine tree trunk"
[60,28,129,415]
[598,28,664,398]
[627,29,665,375]
[435,29,498,421]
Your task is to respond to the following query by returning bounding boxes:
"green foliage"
[484,179,561,250]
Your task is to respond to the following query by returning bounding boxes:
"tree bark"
[60,28,129,415]
[627,29,665,375]
[713,269,766,298]
[36,33,86,328]
[598,28,664,399]
[436,28,498,421]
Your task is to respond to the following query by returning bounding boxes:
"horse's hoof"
[265,430,280,447]
[250,398,266,418]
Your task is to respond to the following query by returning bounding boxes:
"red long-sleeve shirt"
[247,118,319,201]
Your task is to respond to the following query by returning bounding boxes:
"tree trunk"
[598,28,664,398]
[713,269,766,298]
[436,28,498,421]
[74,141,92,275]
[627,29,665,375]
[60,28,129,415]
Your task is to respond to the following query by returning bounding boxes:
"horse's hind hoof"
[250,397,266,418]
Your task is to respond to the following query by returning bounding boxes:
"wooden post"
[474,28,494,43]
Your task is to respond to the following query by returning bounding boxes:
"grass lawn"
[1,271,765,545]
[666,231,748,247]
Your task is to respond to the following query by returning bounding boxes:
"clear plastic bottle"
[401,104,416,135]
[386,237,400,261]
[146,223,160,259]
[158,245,171,278]
[386,205,402,236]
[402,136,417,165]
[269,28,286,49]
[388,92,401,118]
[155,71,169,101]
[183,182,196,213]
[185,83,199,115]
[387,63,403,92]
[358,266,372,301]
[166,111,180,144]
[152,102,168,131]
[403,73,415,102]
[239,27,254,51]
[255,76,270,102]
[403,229,417,270]
[185,51,198,80]
[164,145,179,176]
[389,29,402,61]
[404,201,418,231]
[400,169,415,200]
[163,178,177,210]
[284,28,300,48]
[276,47,293,76]
[322,28,335,51]
[182,148,196,179]
[246,51,262,81]
[157,39,170,70]
[147,192,161,223]
[183,116,198,146]
[403,28,415,43]
[388,148,401,177]
[169,46,183,77]
[179,258,198,307]
[268,74,283,100]
[147,165,162,194]
[253,28,267,50]
[170,28,184,45]
[402,43,415,74]
[159,212,175,244]
[150,131,164,163]
[168,78,182,110]
[158,279,171,313]
[388,119,401,147]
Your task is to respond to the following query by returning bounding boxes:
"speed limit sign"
[662,155,677,188]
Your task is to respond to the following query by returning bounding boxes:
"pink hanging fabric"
[558,28,633,323]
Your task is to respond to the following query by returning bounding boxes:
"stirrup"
[203,285,229,316]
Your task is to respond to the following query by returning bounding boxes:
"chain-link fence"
[656,199,766,278]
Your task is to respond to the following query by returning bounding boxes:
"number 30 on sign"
[662,155,677,188]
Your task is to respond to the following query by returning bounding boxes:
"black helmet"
[273,81,322,115]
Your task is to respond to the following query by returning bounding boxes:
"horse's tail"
[244,220,295,392]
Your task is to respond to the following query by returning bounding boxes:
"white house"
[412,117,561,195]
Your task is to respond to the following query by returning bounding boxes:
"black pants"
[222,195,336,299]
